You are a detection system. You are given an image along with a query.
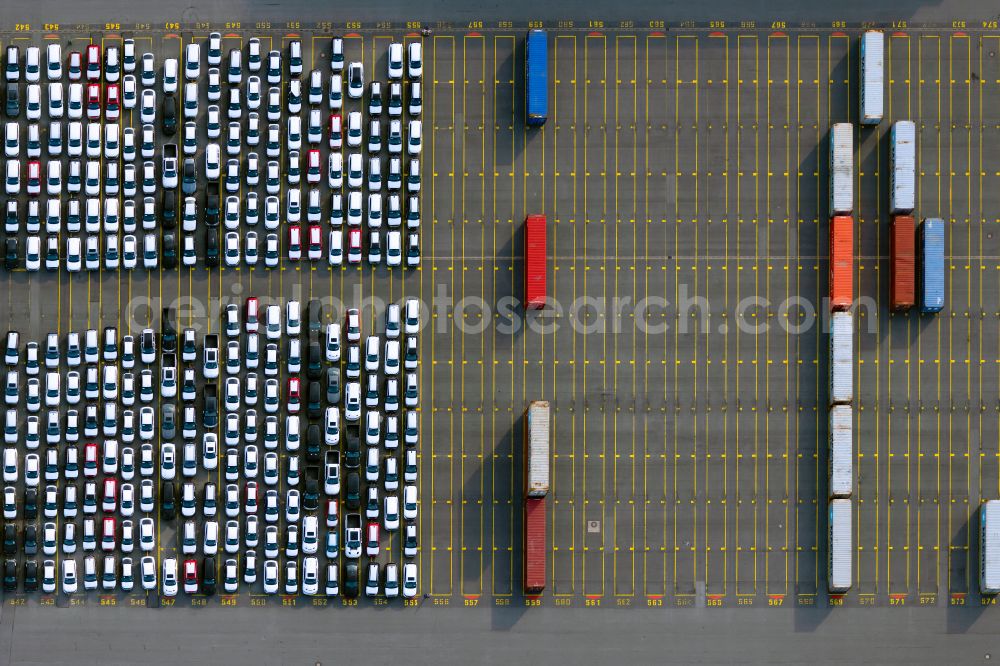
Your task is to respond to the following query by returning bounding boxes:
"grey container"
[890,120,916,214]
[829,311,853,405]
[829,123,854,215]
[828,498,853,593]
[860,31,884,125]
[526,401,550,497]
[981,501,1000,594]
[828,405,853,498]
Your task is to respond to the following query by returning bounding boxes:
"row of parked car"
[9,554,419,598]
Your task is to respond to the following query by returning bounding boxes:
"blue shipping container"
[525,30,548,126]
[920,218,945,313]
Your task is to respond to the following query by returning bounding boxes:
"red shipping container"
[890,215,915,311]
[524,497,546,593]
[524,214,547,309]
[829,215,854,311]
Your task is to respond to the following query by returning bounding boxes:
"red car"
[307,224,322,260]
[182,558,199,594]
[67,51,83,81]
[328,113,342,149]
[25,161,41,196]
[83,442,99,477]
[102,478,118,513]
[85,44,102,81]
[347,228,362,265]
[86,83,102,120]
[245,297,259,333]
[287,225,302,261]
[326,499,339,528]
[101,517,117,552]
[287,377,301,413]
[366,520,380,556]
[306,149,321,184]
[105,83,120,121]
[245,481,259,514]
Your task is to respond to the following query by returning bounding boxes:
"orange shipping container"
[890,215,915,311]
[829,215,854,311]
[524,497,546,594]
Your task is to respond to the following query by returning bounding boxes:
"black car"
[203,385,218,428]
[306,423,321,462]
[344,425,361,468]
[5,85,19,118]
[162,232,178,269]
[306,381,322,419]
[161,307,177,351]
[23,524,37,556]
[343,562,359,598]
[3,524,15,554]
[162,481,176,520]
[345,472,360,510]
[162,93,177,135]
[202,556,216,596]
[4,237,17,271]
[205,229,219,267]
[204,183,220,227]
[161,403,177,441]
[326,367,341,404]
[307,299,323,333]
[307,340,323,380]
[23,560,37,592]
[2,559,15,592]
[182,158,197,194]
[161,190,177,230]
[303,466,320,512]
[23,488,37,520]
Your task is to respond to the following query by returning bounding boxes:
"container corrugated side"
[829,123,854,215]
[829,216,854,311]
[829,311,853,405]
[981,501,1000,594]
[525,30,548,126]
[829,405,853,498]
[860,31,884,124]
[525,401,550,497]
[890,215,915,311]
[921,218,945,313]
[890,121,916,213]
[524,214,547,309]
[828,499,853,592]
[524,497,547,593]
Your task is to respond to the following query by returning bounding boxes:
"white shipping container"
[829,123,854,215]
[526,401,550,497]
[829,405,853,498]
[860,31,884,125]
[829,311,853,405]
[828,498,852,593]
[981,500,1000,594]
[890,120,916,214]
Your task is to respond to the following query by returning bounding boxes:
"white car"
[408,43,423,78]
[346,111,362,147]
[161,557,178,596]
[347,61,364,98]
[344,382,361,421]
[402,562,418,598]
[387,43,404,80]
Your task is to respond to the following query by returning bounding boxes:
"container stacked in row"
[827,121,854,595]
[523,400,549,594]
